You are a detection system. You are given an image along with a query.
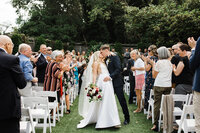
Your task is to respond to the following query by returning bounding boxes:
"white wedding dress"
[77,63,121,128]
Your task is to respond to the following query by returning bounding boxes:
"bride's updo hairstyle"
[93,51,100,62]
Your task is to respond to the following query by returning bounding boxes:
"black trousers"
[0,118,20,133]
[129,75,136,103]
[114,85,130,120]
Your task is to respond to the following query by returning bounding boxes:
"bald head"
[40,44,47,54]
[0,35,14,54]
[0,35,13,47]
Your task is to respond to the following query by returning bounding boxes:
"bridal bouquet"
[85,83,102,102]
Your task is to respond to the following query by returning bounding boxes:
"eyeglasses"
[47,49,52,51]
[148,50,151,52]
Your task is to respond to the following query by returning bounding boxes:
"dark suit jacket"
[36,54,48,83]
[127,59,135,79]
[0,49,27,120]
[190,37,200,92]
[107,55,124,88]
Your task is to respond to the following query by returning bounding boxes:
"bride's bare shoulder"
[92,61,100,68]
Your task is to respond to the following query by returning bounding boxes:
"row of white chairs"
[123,76,195,133]
[146,88,194,132]
[20,81,79,133]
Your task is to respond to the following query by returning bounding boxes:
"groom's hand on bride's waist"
[103,76,112,82]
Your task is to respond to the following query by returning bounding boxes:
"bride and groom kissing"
[77,44,130,129]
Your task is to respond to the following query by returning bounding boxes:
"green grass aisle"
[36,95,156,133]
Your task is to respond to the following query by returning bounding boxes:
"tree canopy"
[12,0,200,49]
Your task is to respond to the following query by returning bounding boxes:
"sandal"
[151,125,158,132]
[65,110,71,114]
[133,108,142,113]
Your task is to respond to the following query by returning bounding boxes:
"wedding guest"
[123,48,130,68]
[131,50,145,113]
[18,44,38,96]
[142,45,158,114]
[127,51,135,104]
[188,36,200,132]
[150,46,172,131]
[62,51,75,114]
[44,50,66,103]
[72,49,76,58]
[36,44,50,86]
[46,46,52,56]
[138,48,143,55]
[72,58,79,85]
[173,44,194,108]
[77,56,83,67]
[0,35,27,133]
[171,42,183,88]
[144,48,148,57]
[81,51,86,59]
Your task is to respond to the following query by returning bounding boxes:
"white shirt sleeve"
[154,60,160,72]
[138,59,145,68]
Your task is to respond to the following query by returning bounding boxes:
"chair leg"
[57,106,60,121]
[52,108,56,127]
[158,111,162,132]
[147,103,151,119]
[43,117,47,133]
[152,106,154,124]
[48,114,52,133]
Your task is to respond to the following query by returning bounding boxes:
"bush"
[11,33,23,54]
[53,40,63,50]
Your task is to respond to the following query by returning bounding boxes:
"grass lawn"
[36,95,159,133]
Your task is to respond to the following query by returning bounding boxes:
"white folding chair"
[21,97,52,133]
[59,86,67,117]
[32,86,44,92]
[176,104,195,133]
[158,94,189,132]
[188,93,193,105]
[34,91,60,127]
[147,89,154,124]
[123,76,130,95]
[20,107,37,133]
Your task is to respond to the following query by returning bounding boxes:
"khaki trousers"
[194,91,200,133]
[153,86,171,125]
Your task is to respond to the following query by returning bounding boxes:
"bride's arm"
[92,62,98,84]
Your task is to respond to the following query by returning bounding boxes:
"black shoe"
[129,101,133,104]
[123,119,130,125]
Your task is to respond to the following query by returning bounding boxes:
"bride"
[77,51,121,128]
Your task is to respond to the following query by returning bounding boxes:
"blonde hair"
[93,51,100,62]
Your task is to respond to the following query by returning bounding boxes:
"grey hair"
[51,50,63,60]
[157,46,170,59]
[18,43,31,53]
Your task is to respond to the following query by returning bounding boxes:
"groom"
[100,44,130,125]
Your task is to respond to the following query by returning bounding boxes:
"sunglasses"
[148,50,151,52]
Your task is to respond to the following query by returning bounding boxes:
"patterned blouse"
[44,61,61,92]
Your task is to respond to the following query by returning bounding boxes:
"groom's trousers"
[114,85,130,120]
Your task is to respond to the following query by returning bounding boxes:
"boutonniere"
[106,58,111,65]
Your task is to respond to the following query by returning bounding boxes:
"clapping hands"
[187,37,196,49]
